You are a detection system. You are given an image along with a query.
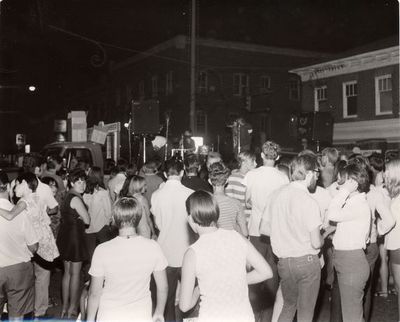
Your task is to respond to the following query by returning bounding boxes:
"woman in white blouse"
[327,163,371,322]
[384,159,400,321]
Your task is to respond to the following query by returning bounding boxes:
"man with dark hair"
[40,159,65,194]
[0,171,39,321]
[260,154,324,322]
[151,158,194,322]
[182,154,212,192]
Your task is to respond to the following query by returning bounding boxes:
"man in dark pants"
[151,159,194,321]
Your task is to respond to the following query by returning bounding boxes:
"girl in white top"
[327,163,371,322]
[384,159,400,321]
[86,197,168,322]
[179,191,272,322]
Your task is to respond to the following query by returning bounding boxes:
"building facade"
[70,35,325,156]
[291,41,399,150]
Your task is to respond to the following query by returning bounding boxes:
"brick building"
[291,38,399,151]
[71,35,326,156]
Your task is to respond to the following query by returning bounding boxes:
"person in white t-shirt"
[243,140,288,319]
[87,197,168,322]
[151,158,194,322]
[0,171,39,321]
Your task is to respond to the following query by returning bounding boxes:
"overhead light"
[28,86,36,92]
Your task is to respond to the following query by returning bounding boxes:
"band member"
[179,130,196,153]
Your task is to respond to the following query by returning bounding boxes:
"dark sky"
[0,0,398,113]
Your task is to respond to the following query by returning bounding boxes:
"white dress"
[190,229,254,322]
[89,236,168,322]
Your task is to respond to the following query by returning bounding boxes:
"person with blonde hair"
[87,197,168,322]
[384,159,400,321]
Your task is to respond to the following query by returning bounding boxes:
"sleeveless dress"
[57,191,89,262]
[190,229,254,322]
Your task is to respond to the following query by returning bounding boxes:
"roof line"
[112,35,329,71]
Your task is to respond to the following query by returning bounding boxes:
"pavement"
[3,268,397,321]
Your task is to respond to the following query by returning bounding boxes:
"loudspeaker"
[132,99,160,134]
[298,112,333,143]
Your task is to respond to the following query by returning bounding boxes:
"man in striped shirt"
[225,151,257,222]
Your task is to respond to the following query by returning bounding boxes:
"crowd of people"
[0,141,399,322]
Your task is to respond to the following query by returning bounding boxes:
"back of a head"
[384,159,400,198]
[238,150,255,167]
[17,172,39,193]
[321,147,339,166]
[143,160,158,174]
[113,197,143,229]
[262,140,281,161]
[184,154,200,174]
[0,171,9,193]
[290,154,318,181]
[206,152,222,169]
[186,190,219,227]
[345,162,370,194]
[334,159,348,182]
[165,158,184,177]
[369,153,384,172]
[208,161,230,187]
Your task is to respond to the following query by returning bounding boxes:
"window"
[233,73,249,96]
[375,75,392,115]
[289,78,300,101]
[195,110,207,134]
[166,71,174,95]
[314,85,327,112]
[139,81,145,99]
[151,76,158,98]
[343,81,358,118]
[198,71,208,93]
[260,75,271,93]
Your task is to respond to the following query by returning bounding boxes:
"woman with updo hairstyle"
[327,162,371,322]
[57,168,90,318]
[384,159,400,320]
[87,197,168,322]
[179,190,272,322]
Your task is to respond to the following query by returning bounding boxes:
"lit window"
[343,81,357,118]
[166,71,174,95]
[314,85,327,112]
[198,71,208,93]
[289,78,300,101]
[151,76,158,98]
[375,75,392,115]
[260,75,271,93]
[233,73,249,96]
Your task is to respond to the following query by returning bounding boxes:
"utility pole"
[189,0,196,134]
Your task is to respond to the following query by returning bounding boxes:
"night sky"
[0,0,398,115]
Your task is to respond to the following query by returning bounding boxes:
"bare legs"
[391,263,400,321]
[62,261,82,318]
[378,244,389,296]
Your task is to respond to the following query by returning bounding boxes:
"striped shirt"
[214,194,245,231]
[225,171,251,219]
